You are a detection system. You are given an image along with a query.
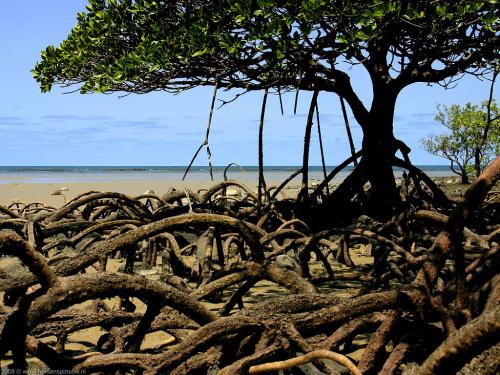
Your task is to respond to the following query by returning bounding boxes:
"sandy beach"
[1,175,462,208]
[0,165,455,207]
[0,180,224,207]
[0,168,300,207]
[0,178,300,208]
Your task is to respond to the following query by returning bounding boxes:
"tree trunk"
[361,127,398,218]
[461,170,470,185]
[310,85,401,225]
[359,89,400,219]
[474,149,482,179]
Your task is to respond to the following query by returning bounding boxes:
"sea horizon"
[0,165,454,185]
[0,164,451,170]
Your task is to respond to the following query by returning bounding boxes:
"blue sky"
[0,1,495,166]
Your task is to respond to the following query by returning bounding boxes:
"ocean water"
[0,165,453,185]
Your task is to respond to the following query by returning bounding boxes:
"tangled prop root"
[0,158,499,374]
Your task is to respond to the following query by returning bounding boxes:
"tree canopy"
[34,0,498,125]
[33,0,499,219]
[422,100,499,184]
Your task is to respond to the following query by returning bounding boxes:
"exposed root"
[0,157,498,374]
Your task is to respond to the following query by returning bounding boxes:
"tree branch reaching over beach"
[33,0,499,220]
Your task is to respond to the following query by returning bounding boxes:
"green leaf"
[235,15,245,25]
[436,5,447,17]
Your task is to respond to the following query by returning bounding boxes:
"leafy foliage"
[422,101,500,183]
[34,1,498,117]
